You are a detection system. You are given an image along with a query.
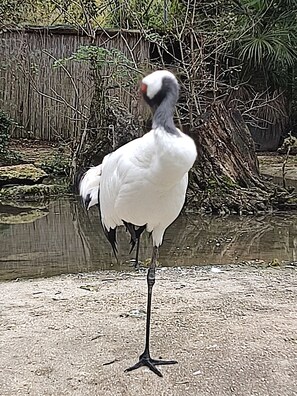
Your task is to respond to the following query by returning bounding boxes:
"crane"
[79,70,197,377]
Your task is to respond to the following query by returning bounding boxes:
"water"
[0,197,297,281]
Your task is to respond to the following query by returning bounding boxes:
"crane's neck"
[152,85,178,135]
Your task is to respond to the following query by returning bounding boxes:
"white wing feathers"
[99,128,197,246]
[79,127,196,246]
[79,164,102,210]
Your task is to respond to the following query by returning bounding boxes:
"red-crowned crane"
[79,70,197,377]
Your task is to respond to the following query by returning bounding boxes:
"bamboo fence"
[0,26,150,141]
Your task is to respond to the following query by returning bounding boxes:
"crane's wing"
[99,127,196,247]
[99,133,155,231]
[79,164,102,210]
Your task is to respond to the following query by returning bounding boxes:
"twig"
[282,133,292,189]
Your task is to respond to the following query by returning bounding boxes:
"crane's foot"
[128,259,142,270]
[125,352,177,377]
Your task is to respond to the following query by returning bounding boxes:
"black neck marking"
[143,77,179,135]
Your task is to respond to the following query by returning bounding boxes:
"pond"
[0,197,296,281]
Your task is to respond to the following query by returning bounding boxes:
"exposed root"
[188,172,297,215]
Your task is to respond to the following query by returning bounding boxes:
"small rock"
[120,309,146,318]
[0,164,48,186]
[80,285,96,292]
[278,135,297,154]
[210,267,222,273]
[267,258,281,267]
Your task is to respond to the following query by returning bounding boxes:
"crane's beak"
[140,83,147,95]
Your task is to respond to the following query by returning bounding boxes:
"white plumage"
[79,70,197,377]
[79,164,102,210]
[99,126,196,246]
[80,70,196,246]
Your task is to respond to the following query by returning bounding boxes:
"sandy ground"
[1,265,296,396]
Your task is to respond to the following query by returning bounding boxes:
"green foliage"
[0,112,20,166]
[0,111,12,156]
[53,45,139,88]
[0,0,28,24]
[1,0,183,31]
[227,0,297,89]
[2,0,296,132]
[0,0,99,26]
[54,46,133,70]
[39,150,70,176]
[104,0,182,30]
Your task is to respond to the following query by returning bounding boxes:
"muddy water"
[0,197,296,281]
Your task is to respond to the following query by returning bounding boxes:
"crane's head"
[141,70,179,109]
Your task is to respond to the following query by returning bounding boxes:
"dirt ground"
[0,265,296,396]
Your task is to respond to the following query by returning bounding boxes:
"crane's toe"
[125,355,178,377]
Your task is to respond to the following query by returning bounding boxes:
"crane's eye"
[140,83,147,94]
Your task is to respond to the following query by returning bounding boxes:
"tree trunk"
[188,102,295,214]
[195,102,259,186]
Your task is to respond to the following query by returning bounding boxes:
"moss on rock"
[0,209,48,224]
[0,183,70,200]
[0,164,48,186]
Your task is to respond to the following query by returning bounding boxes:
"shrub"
[0,110,12,156]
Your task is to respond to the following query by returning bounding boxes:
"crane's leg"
[134,236,141,269]
[124,222,146,269]
[125,246,177,377]
[133,225,145,269]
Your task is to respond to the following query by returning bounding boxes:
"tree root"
[188,172,297,215]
